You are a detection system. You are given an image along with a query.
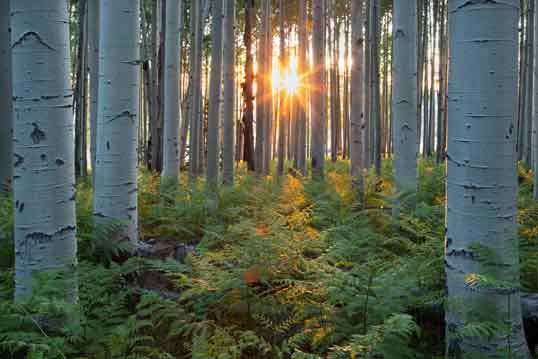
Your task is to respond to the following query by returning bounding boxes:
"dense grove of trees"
[2,0,538,358]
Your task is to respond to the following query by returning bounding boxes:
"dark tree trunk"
[242,0,255,171]
[74,0,88,178]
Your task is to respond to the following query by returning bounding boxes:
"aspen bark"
[207,0,224,184]
[392,0,418,202]
[93,0,141,244]
[311,0,325,178]
[446,1,529,357]
[222,0,236,185]
[255,0,267,175]
[297,0,308,176]
[11,0,77,300]
[162,0,182,180]
[350,0,365,183]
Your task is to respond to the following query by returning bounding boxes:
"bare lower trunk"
[162,0,182,180]
[222,0,236,185]
[445,1,530,357]
[11,0,77,300]
[93,0,141,245]
[207,0,224,184]
[88,0,99,177]
[243,0,255,172]
[392,0,418,207]
[350,0,365,188]
[311,0,325,178]
[189,0,203,178]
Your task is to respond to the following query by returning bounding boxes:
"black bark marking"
[41,95,60,100]
[40,154,47,161]
[108,110,136,123]
[11,31,56,51]
[457,0,502,11]
[106,141,110,151]
[25,226,76,244]
[55,158,65,166]
[446,248,476,259]
[30,123,46,144]
[13,153,24,167]
[120,60,142,66]
[18,202,24,213]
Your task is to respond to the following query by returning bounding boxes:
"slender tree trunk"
[297,0,308,175]
[436,0,447,164]
[363,0,372,167]
[330,8,337,163]
[243,0,256,171]
[532,0,538,200]
[162,0,182,180]
[525,0,535,164]
[207,0,224,184]
[343,17,350,160]
[94,0,141,244]
[88,0,99,177]
[74,0,88,178]
[189,0,202,178]
[518,0,527,160]
[262,0,273,175]
[277,0,287,176]
[445,1,530,357]
[11,0,77,300]
[222,0,236,185]
[179,79,191,169]
[370,0,381,175]
[0,0,12,191]
[150,0,162,171]
[392,0,418,207]
[350,0,365,184]
[427,0,437,158]
[255,0,268,175]
[381,16,389,159]
[311,0,325,178]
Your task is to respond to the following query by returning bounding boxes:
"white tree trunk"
[311,0,326,178]
[88,0,99,176]
[207,0,224,184]
[93,0,140,244]
[222,0,235,185]
[446,1,529,357]
[350,0,365,183]
[392,0,418,202]
[11,0,77,300]
[0,0,12,190]
[162,0,182,180]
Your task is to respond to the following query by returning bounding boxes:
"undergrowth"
[0,159,535,358]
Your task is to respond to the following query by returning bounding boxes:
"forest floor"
[1,159,538,358]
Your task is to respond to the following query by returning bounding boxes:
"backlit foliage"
[1,159,537,358]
